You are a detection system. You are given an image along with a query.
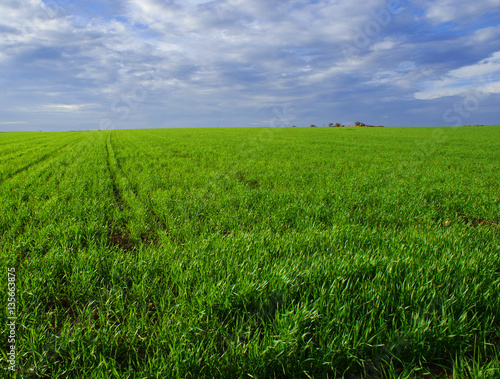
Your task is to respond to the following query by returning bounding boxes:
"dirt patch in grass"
[110,229,160,251]
[235,171,259,188]
[459,214,499,228]
[110,230,135,251]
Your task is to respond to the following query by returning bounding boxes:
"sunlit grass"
[1,126,499,378]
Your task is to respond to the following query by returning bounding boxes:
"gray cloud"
[1,0,500,131]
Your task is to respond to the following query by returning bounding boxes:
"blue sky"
[1,0,500,131]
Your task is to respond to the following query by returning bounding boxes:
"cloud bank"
[1,0,500,130]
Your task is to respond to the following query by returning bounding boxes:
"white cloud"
[14,104,101,113]
[415,52,500,99]
[450,52,500,78]
[471,25,500,44]
[368,61,419,87]
[42,104,89,111]
[422,0,500,23]
[370,39,399,52]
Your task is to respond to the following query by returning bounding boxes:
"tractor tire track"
[0,136,89,255]
[0,143,53,165]
[105,132,123,208]
[105,132,166,250]
[113,132,168,232]
[105,132,136,251]
[0,135,83,186]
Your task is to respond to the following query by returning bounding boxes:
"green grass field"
[1,126,499,378]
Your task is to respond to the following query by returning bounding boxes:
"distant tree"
[328,123,334,127]
[355,121,361,126]
[310,124,317,128]
[335,123,341,127]
[292,125,296,127]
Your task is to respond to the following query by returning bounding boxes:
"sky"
[1,0,500,131]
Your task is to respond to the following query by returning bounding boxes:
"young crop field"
[1,126,499,378]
